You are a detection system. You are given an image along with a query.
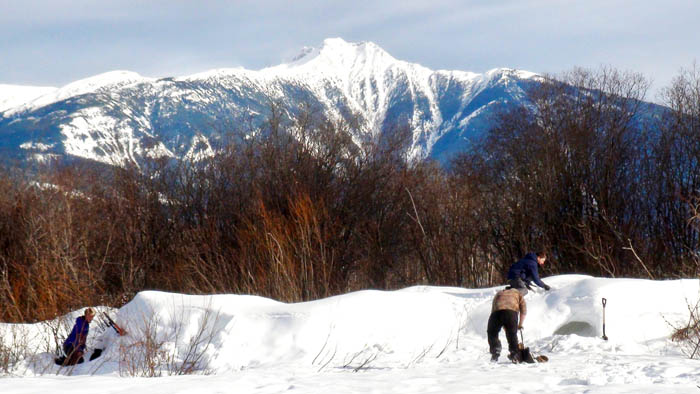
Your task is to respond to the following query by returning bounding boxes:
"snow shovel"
[602,298,608,340]
[517,329,536,364]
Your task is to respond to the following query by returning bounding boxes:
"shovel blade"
[535,355,549,362]
[520,347,536,364]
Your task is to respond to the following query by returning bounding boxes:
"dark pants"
[62,343,84,366]
[508,278,529,295]
[487,309,519,357]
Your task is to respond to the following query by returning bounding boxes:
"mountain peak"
[320,38,394,61]
[272,38,396,74]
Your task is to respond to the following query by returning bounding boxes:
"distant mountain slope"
[0,38,542,167]
[0,85,57,113]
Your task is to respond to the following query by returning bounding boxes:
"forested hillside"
[1,65,698,323]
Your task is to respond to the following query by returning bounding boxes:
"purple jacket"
[65,316,90,351]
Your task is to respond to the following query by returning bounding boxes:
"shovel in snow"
[517,329,536,363]
[602,298,608,340]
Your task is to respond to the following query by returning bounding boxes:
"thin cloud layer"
[1,0,698,97]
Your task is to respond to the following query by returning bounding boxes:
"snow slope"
[0,84,57,113]
[1,275,700,393]
[2,71,152,117]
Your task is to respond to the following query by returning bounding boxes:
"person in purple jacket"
[61,308,95,365]
[507,251,551,294]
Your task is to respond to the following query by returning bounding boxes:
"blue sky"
[1,0,698,99]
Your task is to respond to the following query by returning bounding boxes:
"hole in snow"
[553,321,596,337]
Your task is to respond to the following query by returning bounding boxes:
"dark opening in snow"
[553,321,596,337]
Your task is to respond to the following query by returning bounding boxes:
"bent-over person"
[507,251,550,293]
[61,308,95,365]
[487,287,526,363]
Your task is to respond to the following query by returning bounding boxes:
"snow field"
[2,274,700,393]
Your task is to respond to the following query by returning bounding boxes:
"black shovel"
[602,298,608,340]
[518,329,536,363]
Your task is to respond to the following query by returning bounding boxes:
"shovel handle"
[601,298,609,340]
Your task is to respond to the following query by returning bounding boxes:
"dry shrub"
[236,193,338,302]
[670,298,700,359]
[0,326,31,375]
[118,304,221,377]
[0,169,105,322]
[670,196,700,359]
[0,314,73,376]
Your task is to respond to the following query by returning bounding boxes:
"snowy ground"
[2,275,700,393]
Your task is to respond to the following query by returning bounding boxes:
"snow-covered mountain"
[0,85,58,114]
[0,38,541,167]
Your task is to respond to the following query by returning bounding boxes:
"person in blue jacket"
[507,251,551,294]
[61,308,95,365]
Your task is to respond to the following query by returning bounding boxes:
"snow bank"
[109,288,466,373]
[1,275,699,390]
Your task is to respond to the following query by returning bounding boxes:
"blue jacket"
[65,316,90,351]
[507,252,546,288]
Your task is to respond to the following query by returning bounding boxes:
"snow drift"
[2,275,700,393]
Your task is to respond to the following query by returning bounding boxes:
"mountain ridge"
[1,38,540,167]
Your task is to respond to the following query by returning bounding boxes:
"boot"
[507,351,521,364]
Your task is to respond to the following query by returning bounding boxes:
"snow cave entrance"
[553,321,597,337]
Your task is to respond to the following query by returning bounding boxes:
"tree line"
[1,65,698,323]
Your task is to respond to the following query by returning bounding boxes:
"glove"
[543,284,551,291]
